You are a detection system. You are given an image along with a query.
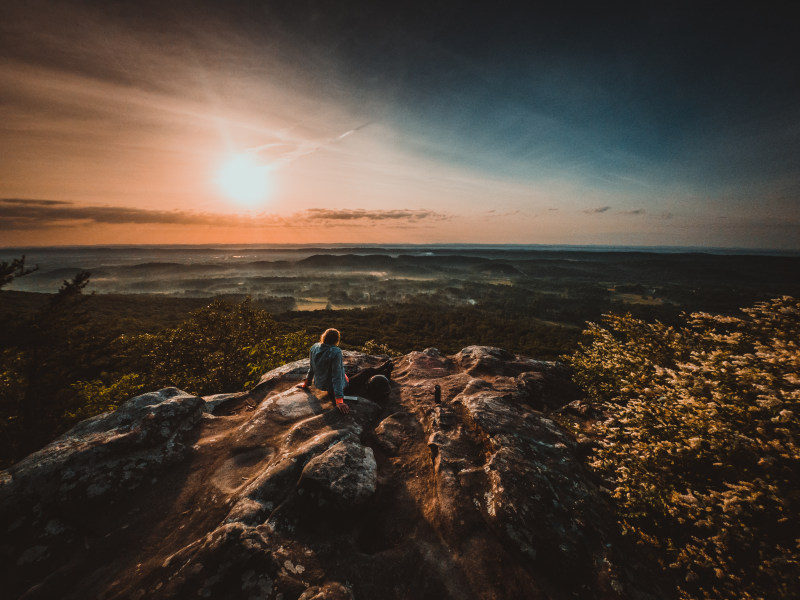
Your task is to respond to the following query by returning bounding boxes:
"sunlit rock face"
[1,347,666,600]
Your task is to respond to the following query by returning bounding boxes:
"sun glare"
[215,153,272,207]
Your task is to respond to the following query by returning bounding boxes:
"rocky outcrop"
[0,347,668,600]
[0,388,204,515]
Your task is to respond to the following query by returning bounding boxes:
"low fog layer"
[3,246,799,315]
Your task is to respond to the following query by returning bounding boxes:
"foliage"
[277,299,581,360]
[122,298,286,395]
[0,349,27,463]
[567,297,800,600]
[115,298,314,396]
[360,339,403,358]
[55,270,91,298]
[244,330,316,389]
[0,271,106,466]
[0,255,37,289]
[68,373,148,421]
[567,314,689,405]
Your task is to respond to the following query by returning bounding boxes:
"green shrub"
[68,373,148,421]
[567,297,800,599]
[124,298,307,396]
[359,339,403,358]
[245,330,316,389]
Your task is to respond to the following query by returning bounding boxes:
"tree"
[0,256,37,289]
[55,270,91,299]
[21,271,94,430]
[566,297,800,600]
[124,298,310,395]
[245,330,316,389]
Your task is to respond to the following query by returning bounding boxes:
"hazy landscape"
[5,244,798,319]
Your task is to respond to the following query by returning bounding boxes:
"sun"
[215,153,272,207]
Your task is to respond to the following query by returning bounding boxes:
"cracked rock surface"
[1,347,668,600]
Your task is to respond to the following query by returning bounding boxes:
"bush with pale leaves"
[567,297,800,600]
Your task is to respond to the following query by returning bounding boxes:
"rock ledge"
[1,347,664,600]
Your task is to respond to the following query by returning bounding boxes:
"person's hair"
[321,328,340,346]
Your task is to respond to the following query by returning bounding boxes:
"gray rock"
[0,388,203,514]
[374,412,420,455]
[300,441,377,509]
[393,347,455,380]
[455,345,516,375]
[150,523,278,599]
[202,391,250,414]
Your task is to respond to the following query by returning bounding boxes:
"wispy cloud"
[0,199,449,230]
[482,209,521,218]
[247,122,373,169]
[621,208,646,215]
[0,198,71,206]
[0,198,278,229]
[583,205,611,214]
[300,208,449,222]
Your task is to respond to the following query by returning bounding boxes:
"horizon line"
[2,242,799,257]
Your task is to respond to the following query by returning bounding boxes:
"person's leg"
[346,360,393,394]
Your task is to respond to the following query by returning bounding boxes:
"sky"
[1,0,799,248]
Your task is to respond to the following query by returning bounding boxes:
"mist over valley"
[3,246,798,322]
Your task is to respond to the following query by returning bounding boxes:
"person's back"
[299,328,349,414]
[308,341,346,397]
[299,327,394,413]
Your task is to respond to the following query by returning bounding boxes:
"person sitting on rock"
[297,327,393,413]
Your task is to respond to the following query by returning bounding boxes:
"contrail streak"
[246,122,371,168]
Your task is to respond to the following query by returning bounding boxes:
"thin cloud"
[0,198,285,229]
[0,199,450,230]
[246,124,371,170]
[583,206,611,214]
[621,208,646,215]
[482,209,520,218]
[0,198,71,206]
[300,208,449,222]
[258,122,372,167]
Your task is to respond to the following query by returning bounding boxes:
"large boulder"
[299,440,377,509]
[0,387,204,515]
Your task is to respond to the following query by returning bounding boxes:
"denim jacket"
[306,343,346,398]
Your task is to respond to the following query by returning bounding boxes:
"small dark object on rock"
[366,375,391,401]
[434,384,441,404]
